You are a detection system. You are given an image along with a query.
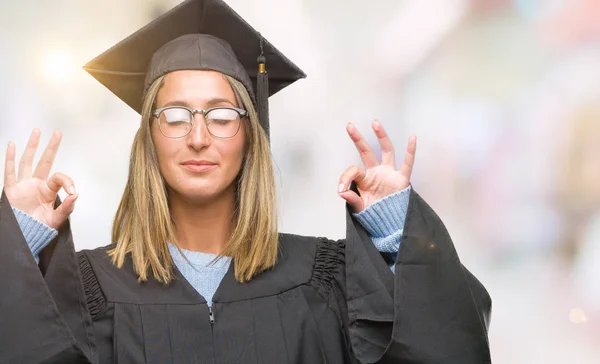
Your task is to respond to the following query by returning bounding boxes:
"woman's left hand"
[338,121,416,213]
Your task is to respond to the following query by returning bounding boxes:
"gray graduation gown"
[0,189,491,363]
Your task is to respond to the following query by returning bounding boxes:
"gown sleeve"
[342,187,492,363]
[0,190,97,364]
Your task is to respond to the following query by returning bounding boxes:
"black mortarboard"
[83,0,306,135]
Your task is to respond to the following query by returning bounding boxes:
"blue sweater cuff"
[352,186,411,238]
[370,230,403,253]
[12,207,58,264]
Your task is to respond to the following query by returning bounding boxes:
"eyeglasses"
[152,106,248,139]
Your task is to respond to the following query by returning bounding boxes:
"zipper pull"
[208,306,215,324]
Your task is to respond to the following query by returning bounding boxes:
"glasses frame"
[152,105,248,139]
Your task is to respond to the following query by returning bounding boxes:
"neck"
[168,185,236,255]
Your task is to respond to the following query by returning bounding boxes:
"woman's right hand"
[3,129,78,230]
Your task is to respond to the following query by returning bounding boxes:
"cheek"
[232,129,247,168]
[152,129,177,171]
[151,128,165,162]
[218,135,246,176]
[220,140,244,167]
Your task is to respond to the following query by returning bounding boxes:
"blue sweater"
[14,187,410,306]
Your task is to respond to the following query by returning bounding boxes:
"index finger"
[347,123,379,169]
[33,129,62,180]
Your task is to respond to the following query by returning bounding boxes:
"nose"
[186,112,212,150]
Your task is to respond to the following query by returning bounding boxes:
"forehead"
[156,70,236,107]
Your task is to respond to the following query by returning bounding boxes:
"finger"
[53,193,78,224]
[338,165,366,193]
[338,189,364,213]
[347,123,379,169]
[4,142,17,187]
[398,135,417,179]
[46,172,76,195]
[18,129,41,181]
[33,129,62,180]
[372,120,396,168]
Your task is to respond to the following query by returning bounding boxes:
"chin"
[170,180,233,204]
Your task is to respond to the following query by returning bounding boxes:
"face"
[152,70,246,204]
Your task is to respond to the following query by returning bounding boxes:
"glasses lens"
[159,108,193,137]
[206,108,241,138]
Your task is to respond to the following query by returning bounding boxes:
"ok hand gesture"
[4,129,78,229]
[338,121,416,213]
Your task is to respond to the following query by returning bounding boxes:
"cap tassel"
[257,40,270,138]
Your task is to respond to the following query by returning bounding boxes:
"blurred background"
[1,0,600,362]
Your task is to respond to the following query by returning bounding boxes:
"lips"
[181,160,217,172]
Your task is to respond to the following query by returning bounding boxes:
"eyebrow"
[162,98,237,108]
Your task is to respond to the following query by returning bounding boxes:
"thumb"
[338,190,364,213]
[52,193,78,227]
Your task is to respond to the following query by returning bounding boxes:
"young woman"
[0,0,491,363]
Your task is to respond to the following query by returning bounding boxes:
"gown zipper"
[208,306,215,324]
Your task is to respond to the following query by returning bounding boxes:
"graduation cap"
[83,0,306,136]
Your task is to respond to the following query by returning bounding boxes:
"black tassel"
[257,39,270,138]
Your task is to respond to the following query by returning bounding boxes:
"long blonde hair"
[109,73,278,284]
